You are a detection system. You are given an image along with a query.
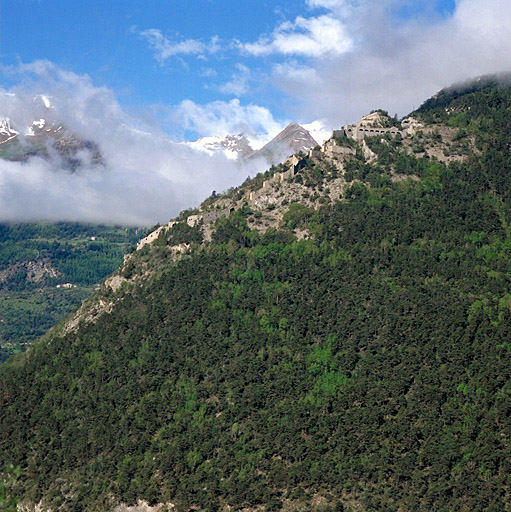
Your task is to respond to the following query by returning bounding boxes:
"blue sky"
[4,1,300,106]
[3,0,468,138]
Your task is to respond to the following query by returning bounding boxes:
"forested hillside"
[1,81,511,511]
[0,223,141,361]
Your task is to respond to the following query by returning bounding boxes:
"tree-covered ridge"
[0,223,141,361]
[1,84,511,511]
[415,73,511,115]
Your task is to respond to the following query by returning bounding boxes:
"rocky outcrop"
[112,500,175,512]
[0,260,60,284]
[249,122,318,165]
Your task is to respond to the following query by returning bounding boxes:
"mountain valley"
[0,223,142,362]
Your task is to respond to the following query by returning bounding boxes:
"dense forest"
[1,81,511,511]
[0,223,141,361]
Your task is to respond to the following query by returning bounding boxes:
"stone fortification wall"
[334,115,423,141]
[186,208,232,228]
[321,140,356,158]
[343,125,400,140]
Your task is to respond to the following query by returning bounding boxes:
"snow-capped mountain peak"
[185,121,324,166]
[0,118,19,145]
[186,133,255,160]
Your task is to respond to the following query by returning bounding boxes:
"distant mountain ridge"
[0,94,101,169]
[186,121,322,165]
[2,93,325,170]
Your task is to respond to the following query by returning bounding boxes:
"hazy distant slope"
[0,223,141,361]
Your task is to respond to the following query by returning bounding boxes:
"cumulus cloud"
[241,14,353,57]
[167,98,284,139]
[0,62,267,225]
[139,29,220,63]
[218,64,252,96]
[271,0,511,124]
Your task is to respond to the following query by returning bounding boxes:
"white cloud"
[218,64,251,96]
[0,62,267,225]
[306,0,352,13]
[241,14,353,57]
[139,28,217,63]
[270,0,511,125]
[200,67,218,78]
[168,98,284,139]
[273,62,320,86]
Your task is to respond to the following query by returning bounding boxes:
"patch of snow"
[33,119,46,129]
[41,95,51,108]
[302,119,331,145]
[0,118,17,135]
[186,135,246,160]
[0,118,19,144]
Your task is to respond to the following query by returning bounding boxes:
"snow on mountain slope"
[249,122,319,165]
[187,134,255,160]
[0,93,101,168]
[185,121,324,166]
[0,118,19,145]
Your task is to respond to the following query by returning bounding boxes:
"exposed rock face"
[249,122,319,165]
[113,501,175,512]
[0,260,60,284]
[401,116,424,135]
[0,94,102,169]
[356,111,389,128]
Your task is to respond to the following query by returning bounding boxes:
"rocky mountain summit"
[248,122,319,165]
[187,122,320,165]
[0,94,101,169]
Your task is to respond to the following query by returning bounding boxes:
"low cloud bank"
[0,62,266,225]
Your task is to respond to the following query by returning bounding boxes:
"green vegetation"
[0,223,141,360]
[1,84,511,511]
[0,465,20,512]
